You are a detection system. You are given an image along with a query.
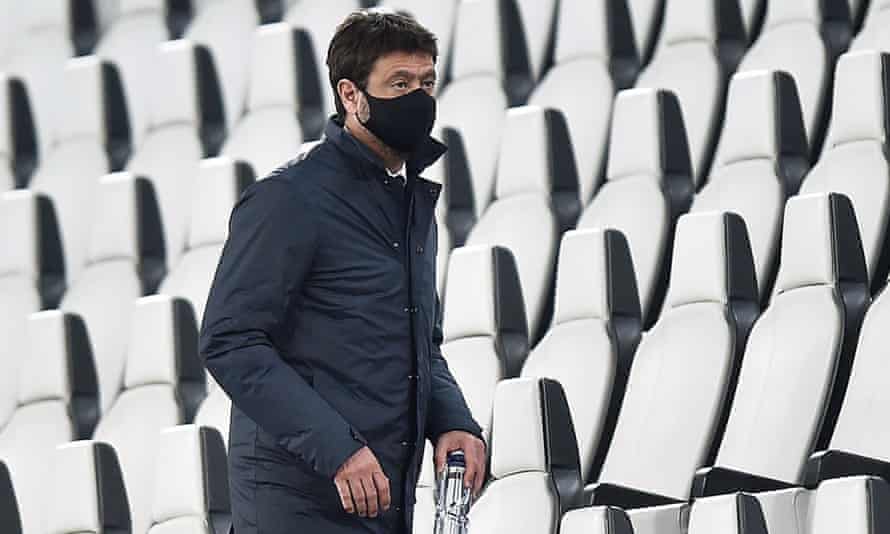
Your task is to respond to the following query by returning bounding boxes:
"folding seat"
[565,211,757,534]
[284,0,362,125]
[851,0,890,52]
[691,193,869,508]
[160,157,253,321]
[439,244,528,439]
[0,310,99,534]
[221,24,307,177]
[59,173,165,413]
[577,88,694,327]
[436,0,531,220]
[737,0,852,156]
[92,295,206,534]
[738,0,766,39]
[27,57,130,283]
[692,70,809,302]
[0,190,64,427]
[466,377,583,534]
[185,0,260,132]
[799,51,890,292]
[47,441,130,534]
[520,228,642,483]
[627,0,665,63]
[0,461,20,534]
[464,105,580,340]
[194,382,232,446]
[380,0,458,82]
[149,425,231,534]
[515,0,558,83]
[634,0,746,183]
[123,39,226,268]
[0,75,33,191]
[95,0,175,145]
[528,0,638,203]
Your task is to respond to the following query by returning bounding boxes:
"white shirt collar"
[386,163,407,185]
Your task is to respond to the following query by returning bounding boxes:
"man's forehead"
[372,51,436,76]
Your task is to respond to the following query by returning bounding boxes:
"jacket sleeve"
[199,178,366,479]
[424,222,485,444]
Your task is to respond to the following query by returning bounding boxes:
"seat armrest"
[691,466,793,498]
[804,449,890,489]
[584,482,683,509]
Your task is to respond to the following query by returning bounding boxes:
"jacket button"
[393,241,400,249]
[416,245,424,254]
[400,441,410,447]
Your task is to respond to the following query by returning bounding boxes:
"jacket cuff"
[284,426,368,480]
[427,420,485,445]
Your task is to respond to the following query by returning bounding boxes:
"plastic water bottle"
[433,451,472,534]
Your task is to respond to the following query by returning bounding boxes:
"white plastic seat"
[851,0,890,52]
[694,192,869,493]
[686,493,769,534]
[92,295,205,534]
[185,0,260,131]
[0,461,20,534]
[28,57,129,282]
[468,377,582,534]
[381,0,458,83]
[48,441,130,534]
[124,40,225,268]
[441,244,528,439]
[521,228,642,482]
[560,506,634,534]
[0,311,99,534]
[737,0,852,155]
[577,88,694,327]
[149,425,231,534]
[222,24,305,177]
[194,380,232,446]
[692,69,809,301]
[528,0,637,202]
[627,0,665,62]
[635,0,746,183]
[516,0,558,82]
[799,51,890,292]
[95,0,171,145]
[436,0,527,218]
[60,173,164,413]
[809,477,890,534]
[464,105,580,340]
[161,157,253,321]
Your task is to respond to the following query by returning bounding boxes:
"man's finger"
[362,477,379,518]
[348,478,368,517]
[471,456,485,496]
[374,471,392,511]
[335,479,355,514]
[434,441,449,475]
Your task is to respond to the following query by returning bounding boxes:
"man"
[199,10,486,534]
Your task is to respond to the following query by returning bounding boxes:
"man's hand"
[334,446,391,518]
[435,431,487,497]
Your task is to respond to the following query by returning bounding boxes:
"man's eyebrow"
[387,68,438,80]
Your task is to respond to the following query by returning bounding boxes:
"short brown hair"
[326,10,438,119]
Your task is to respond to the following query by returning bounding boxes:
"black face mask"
[358,87,437,154]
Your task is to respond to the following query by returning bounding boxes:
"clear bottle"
[433,450,473,534]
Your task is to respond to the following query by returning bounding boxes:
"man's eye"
[423,80,436,89]
[393,81,408,89]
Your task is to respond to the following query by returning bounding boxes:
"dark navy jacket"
[199,118,482,534]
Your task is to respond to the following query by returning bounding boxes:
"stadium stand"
[1,2,890,533]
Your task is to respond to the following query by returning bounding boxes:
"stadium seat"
[627,0,665,63]
[800,51,890,292]
[149,425,231,534]
[123,39,226,268]
[808,476,890,534]
[738,0,766,39]
[560,505,634,534]
[686,493,769,534]
[0,461,20,534]
[160,157,253,321]
[222,24,306,177]
[27,57,129,283]
[737,0,852,156]
[693,192,869,499]
[520,228,642,482]
[0,310,99,534]
[91,295,205,534]
[464,105,580,340]
[692,69,809,302]
[851,0,890,52]
[515,0,558,82]
[635,0,746,183]
[381,0,458,85]
[577,211,757,534]
[194,380,232,446]
[468,377,583,534]
[528,0,637,202]
[95,0,173,146]
[577,88,694,327]
[441,244,528,439]
[0,76,35,191]
[436,0,529,219]
[0,190,64,426]
[60,173,165,413]
[185,0,260,131]
[284,0,362,124]
[47,441,130,534]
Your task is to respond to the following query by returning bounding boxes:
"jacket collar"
[324,116,447,179]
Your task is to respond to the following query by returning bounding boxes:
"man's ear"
[337,79,360,115]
